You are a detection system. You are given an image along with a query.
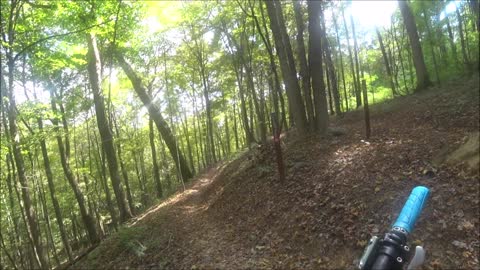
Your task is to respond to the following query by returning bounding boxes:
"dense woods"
[0,0,479,269]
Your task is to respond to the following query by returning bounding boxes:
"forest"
[0,0,479,269]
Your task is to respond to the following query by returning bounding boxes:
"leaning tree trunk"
[86,33,133,222]
[116,54,193,180]
[308,0,329,134]
[398,1,432,91]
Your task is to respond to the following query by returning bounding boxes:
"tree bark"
[398,0,432,91]
[333,15,349,112]
[89,114,118,230]
[308,0,329,134]
[321,11,341,115]
[258,2,288,129]
[446,16,460,68]
[455,6,472,73]
[5,59,48,270]
[342,10,358,109]
[37,117,73,261]
[112,117,136,214]
[243,32,267,143]
[49,87,100,245]
[421,4,441,84]
[376,29,397,96]
[149,117,163,198]
[86,33,133,222]
[350,15,362,107]
[265,0,308,134]
[116,54,193,180]
[293,0,314,124]
[391,18,409,92]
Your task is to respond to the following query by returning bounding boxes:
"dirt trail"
[73,76,479,269]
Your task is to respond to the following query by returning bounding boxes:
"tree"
[86,33,133,223]
[398,0,432,91]
[308,0,329,134]
[1,0,49,267]
[48,83,99,245]
[376,28,397,96]
[293,0,314,124]
[350,15,363,107]
[265,0,308,134]
[116,54,194,181]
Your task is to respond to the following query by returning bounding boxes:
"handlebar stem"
[371,229,408,270]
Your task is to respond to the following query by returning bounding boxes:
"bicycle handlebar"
[392,186,430,233]
[359,186,430,270]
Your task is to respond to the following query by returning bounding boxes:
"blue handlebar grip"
[392,186,430,233]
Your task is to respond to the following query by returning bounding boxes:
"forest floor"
[72,75,479,270]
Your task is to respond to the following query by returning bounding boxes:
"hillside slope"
[72,76,479,269]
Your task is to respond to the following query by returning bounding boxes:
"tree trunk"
[36,176,60,267]
[469,0,480,32]
[86,33,134,222]
[194,46,217,163]
[112,118,136,214]
[232,100,240,150]
[333,15,349,112]
[308,0,329,134]
[89,115,118,230]
[116,54,193,180]
[265,0,308,134]
[376,29,397,96]
[293,0,314,124]
[258,1,288,129]
[321,12,341,115]
[342,10,359,110]
[149,117,163,198]
[421,4,441,84]
[456,7,472,73]
[446,16,460,68]
[244,36,267,143]
[37,117,73,262]
[234,65,255,146]
[350,15,362,107]
[182,110,196,173]
[49,87,100,245]
[398,1,432,91]
[326,65,334,115]
[5,58,48,269]
[391,18,409,92]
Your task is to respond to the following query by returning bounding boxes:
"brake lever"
[407,246,425,270]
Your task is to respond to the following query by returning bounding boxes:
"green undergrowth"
[81,222,171,269]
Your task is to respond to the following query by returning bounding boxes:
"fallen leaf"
[452,240,468,249]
